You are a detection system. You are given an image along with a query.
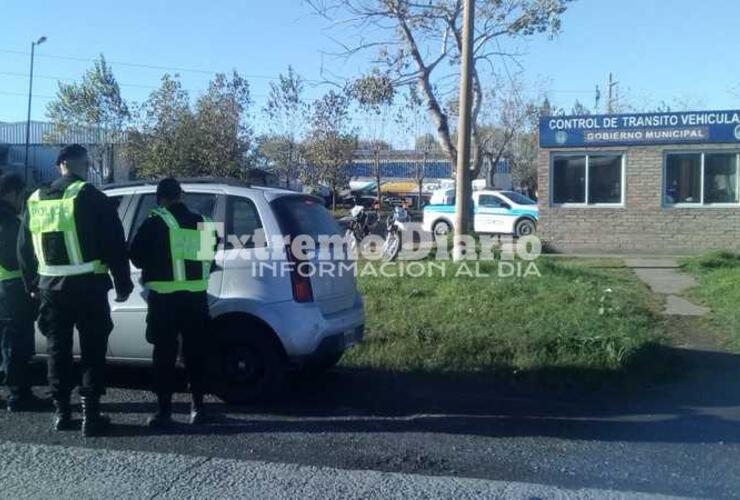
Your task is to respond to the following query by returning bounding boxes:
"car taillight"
[286,245,313,303]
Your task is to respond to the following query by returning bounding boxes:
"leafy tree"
[46,54,129,183]
[306,0,571,178]
[303,90,356,210]
[193,71,253,178]
[262,66,309,187]
[127,71,253,179]
[126,74,198,178]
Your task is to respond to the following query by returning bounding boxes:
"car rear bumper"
[260,293,365,361]
[290,324,364,367]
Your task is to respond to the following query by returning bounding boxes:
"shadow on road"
[60,343,740,444]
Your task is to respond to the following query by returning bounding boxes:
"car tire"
[211,322,286,405]
[514,218,535,238]
[433,220,452,237]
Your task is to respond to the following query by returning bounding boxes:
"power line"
[0,48,320,83]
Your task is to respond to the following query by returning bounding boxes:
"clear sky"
[1,0,739,144]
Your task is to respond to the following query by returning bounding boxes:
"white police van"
[422,189,539,237]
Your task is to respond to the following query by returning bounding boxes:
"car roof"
[102,178,304,201]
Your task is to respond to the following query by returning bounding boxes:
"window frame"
[550,152,626,208]
[125,190,225,242]
[662,150,740,208]
[225,195,267,249]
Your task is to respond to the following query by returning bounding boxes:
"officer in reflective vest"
[130,178,217,427]
[17,144,133,437]
[0,174,40,412]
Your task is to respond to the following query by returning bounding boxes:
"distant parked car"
[422,189,538,237]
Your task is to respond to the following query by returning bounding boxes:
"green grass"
[681,252,740,349]
[342,258,661,374]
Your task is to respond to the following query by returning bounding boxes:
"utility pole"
[607,73,618,114]
[24,36,47,185]
[453,0,475,262]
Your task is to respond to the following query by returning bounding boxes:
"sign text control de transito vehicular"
[422,189,539,238]
[34,179,365,403]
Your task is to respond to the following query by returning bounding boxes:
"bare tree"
[350,70,396,204]
[262,66,309,188]
[476,75,538,187]
[306,0,570,177]
[303,90,356,210]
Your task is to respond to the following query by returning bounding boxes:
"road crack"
[148,456,213,499]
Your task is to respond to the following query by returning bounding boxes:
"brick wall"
[537,143,740,254]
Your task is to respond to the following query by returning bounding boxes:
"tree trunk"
[374,149,381,206]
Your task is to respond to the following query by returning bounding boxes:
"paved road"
[1,339,740,498]
[0,441,681,499]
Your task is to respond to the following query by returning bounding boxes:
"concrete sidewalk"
[0,441,684,499]
[625,258,710,317]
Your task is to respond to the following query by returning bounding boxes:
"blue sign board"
[539,110,740,148]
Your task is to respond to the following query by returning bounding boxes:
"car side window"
[107,195,127,220]
[227,196,265,248]
[130,192,219,240]
[478,195,504,208]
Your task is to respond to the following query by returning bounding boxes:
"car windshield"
[500,191,536,205]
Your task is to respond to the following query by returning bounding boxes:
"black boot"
[80,397,110,437]
[189,393,209,425]
[53,399,74,431]
[147,394,173,429]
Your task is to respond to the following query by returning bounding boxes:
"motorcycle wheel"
[382,232,401,261]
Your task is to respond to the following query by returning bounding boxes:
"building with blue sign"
[538,110,740,253]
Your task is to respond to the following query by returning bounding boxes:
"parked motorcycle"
[381,205,410,261]
[343,204,373,256]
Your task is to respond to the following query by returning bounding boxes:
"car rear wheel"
[514,218,535,238]
[211,322,286,404]
[433,220,452,237]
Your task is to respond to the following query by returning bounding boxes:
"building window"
[664,152,740,206]
[551,154,623,206]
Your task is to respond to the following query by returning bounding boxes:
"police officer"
[130,178,216,428]
[17,144,133,436]
[0,174,40,411]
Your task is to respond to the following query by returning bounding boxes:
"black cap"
[56,144,88,166]
[156,177,182,202]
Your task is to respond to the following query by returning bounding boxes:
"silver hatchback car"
[35,179,365,403]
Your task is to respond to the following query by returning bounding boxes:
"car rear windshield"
[501,191,536,205]
[270,195,341,240]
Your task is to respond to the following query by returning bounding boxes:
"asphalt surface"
[0,441,680,499]
[1,339,740,499]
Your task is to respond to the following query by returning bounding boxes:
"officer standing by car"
[129,178,217,428]
[0,174,40,412]
[17,144,133,437]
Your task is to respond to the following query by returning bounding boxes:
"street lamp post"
[24,35,47,185]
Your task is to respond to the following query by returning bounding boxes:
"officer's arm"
[0,218,20,270]
[129,218,155,270]
[16,208,39,295]
[91,189,134,298]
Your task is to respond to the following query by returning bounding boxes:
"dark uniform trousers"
[0,279,35,397]
[38,290,113,400]
[146,290,209,397]
[0,280,36,397]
